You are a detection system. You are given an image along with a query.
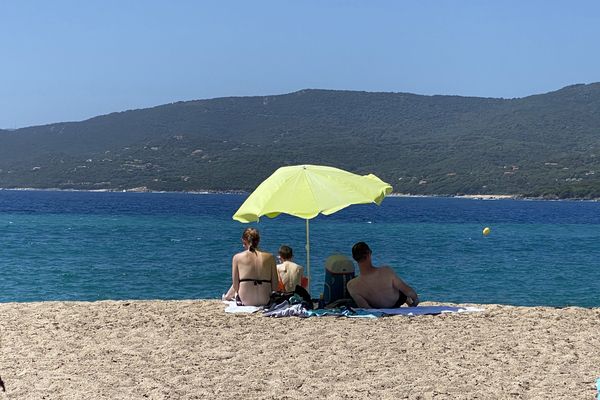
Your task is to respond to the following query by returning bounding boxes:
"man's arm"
[390,269,419,307]
[347,281,372,308]
[351,293,372,308]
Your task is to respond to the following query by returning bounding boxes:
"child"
[276,245,306,292]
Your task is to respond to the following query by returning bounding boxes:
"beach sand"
[1,300,599,399]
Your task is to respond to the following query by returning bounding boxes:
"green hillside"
[2,84,600,198]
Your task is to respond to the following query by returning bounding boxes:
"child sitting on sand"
[276,245,306,292]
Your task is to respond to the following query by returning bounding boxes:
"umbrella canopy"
[232,164,393,293]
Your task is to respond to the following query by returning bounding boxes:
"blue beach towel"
[596,377,600,400]
[362,305,484,316]
[305,305,484,318]
[306,307,380,319]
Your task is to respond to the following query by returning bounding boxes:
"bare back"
[277,260,304,292]
[232,250,277,306]
[347,266,417,308]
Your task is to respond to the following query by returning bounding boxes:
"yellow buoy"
[482,227,491,236]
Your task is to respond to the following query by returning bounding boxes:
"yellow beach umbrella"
[232,164,393,293]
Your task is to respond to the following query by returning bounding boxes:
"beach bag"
[268,285,313,309]
[323,254,355,305]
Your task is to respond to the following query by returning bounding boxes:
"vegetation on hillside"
[2,83,600,198]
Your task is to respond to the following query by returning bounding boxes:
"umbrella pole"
[305,219,310,295]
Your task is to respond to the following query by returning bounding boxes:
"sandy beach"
[0,300,599,399]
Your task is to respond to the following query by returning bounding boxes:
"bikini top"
[239,278,271,286]
[238,250,272,286]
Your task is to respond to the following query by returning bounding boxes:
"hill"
[2,84,600,198]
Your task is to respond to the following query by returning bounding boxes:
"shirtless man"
[347,242,419,308]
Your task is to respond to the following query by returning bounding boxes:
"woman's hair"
[242,227,260,252]
[278,245,293,260]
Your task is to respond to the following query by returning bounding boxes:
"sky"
[1,0,600,128]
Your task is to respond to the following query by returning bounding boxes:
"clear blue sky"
[1,0,600,128]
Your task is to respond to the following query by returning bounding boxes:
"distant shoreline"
[0,186,246,195]
[389,193,517,200]
[2,186,599,202]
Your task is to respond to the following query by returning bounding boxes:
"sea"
[1,190,599,307]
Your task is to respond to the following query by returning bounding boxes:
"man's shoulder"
[375,265,394,274]
[374,266,400,282]
[346,275,360,289]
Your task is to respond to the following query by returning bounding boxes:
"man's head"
[278,245,293,261]
[351,241,372,262]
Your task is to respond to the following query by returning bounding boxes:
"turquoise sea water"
[1,190,600,307]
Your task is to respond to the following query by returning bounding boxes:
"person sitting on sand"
[226,228,277,306]
[346,241,419,308]
[276,245,306,292]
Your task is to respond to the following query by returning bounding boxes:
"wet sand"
[1,300,599,399]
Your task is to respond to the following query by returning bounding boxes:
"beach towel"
[262,293,313,317]
[225,299,484,317]
[361,305,484,316]
[306,307,379,318]
[263,302,308,318]
[305,305,483,318]
[223,300,262,313]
